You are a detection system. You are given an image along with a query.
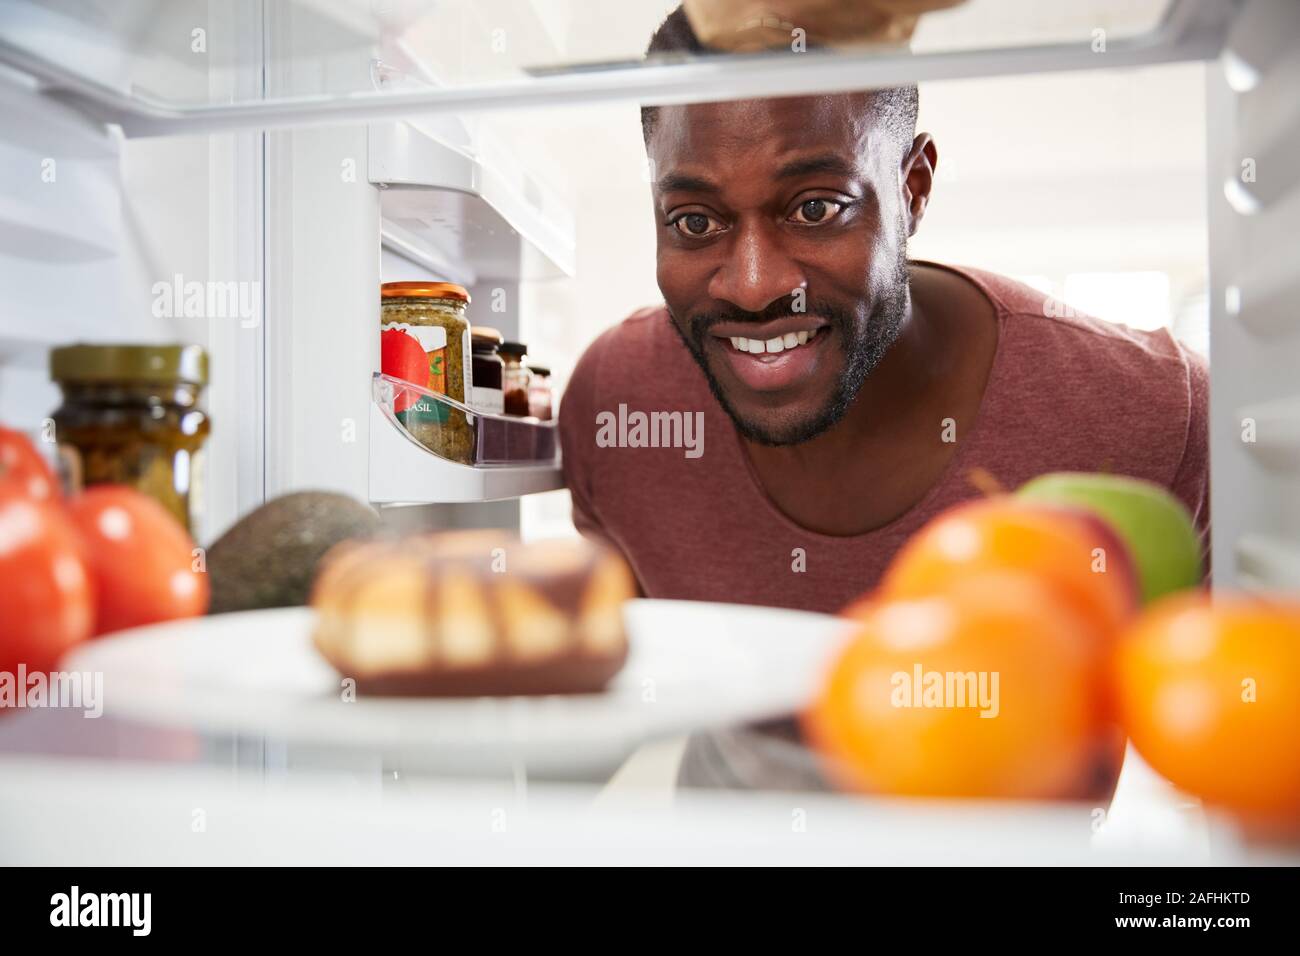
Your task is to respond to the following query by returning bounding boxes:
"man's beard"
[669,255,910,446]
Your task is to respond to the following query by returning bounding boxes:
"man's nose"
[707,220,807,314]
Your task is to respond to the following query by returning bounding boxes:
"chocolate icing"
[311,531,633,696]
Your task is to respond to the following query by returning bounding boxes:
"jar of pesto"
[379,281,474,464]
[50,343,210,533]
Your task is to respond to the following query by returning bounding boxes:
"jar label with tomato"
[382,323,450,424]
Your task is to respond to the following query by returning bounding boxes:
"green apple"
[1017,472,1201,604]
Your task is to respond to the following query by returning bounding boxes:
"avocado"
[205,491,381,614]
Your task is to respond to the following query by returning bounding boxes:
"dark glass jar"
[470,326,505,414]
[499,341,532,417]
[50,344,210,533]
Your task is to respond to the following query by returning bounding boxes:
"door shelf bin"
[369,373,562,504]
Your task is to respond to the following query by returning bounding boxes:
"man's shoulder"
[558,304,716,512]
[564,304,703,406]
[953,264,1205,396]
[951,264,1207,492]
[585,303,680,357]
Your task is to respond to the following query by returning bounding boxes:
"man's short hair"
[640,5,919,150]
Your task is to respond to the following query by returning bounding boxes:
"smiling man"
[559,7,1209,615]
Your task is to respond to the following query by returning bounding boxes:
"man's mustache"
[688,298,848,341]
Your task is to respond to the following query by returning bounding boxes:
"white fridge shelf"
[368,373,562,504]
[1235,533,1300,589]
[1237,395,1300,472]
[369,120,575,282]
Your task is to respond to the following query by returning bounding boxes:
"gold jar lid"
[381,281,470,303]
[50,344,209,386]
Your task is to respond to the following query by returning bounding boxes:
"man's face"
[649,94,918,445]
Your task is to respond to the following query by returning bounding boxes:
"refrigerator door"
[0,2,278,542]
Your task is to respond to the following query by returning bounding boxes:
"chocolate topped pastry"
[310,530,635,696]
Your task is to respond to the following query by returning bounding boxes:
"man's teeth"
[728,328,818,354]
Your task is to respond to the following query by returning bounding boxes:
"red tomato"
[0,482,95,676]
[67,486,209,635]
[0,426,59,502]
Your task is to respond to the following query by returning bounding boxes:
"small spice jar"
[50,344,210,533]
[499,341,533,417]
[380,281,474,464]
[470,326,505,415]
[525,364,553,421]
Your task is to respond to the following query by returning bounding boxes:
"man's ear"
[901,133,937,238]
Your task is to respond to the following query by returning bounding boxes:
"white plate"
[64,600,854,779]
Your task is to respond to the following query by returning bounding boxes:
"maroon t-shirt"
[559,264,1210,615]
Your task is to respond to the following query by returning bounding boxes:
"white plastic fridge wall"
[1206,0,1300,589]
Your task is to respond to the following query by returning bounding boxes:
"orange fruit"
[867,498,1139,656]
[1116,592,1300,825]
[807,570,1118,799]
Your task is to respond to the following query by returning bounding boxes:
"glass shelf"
[0,0,1232,137]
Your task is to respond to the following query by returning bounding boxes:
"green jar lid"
[50,344,209,386]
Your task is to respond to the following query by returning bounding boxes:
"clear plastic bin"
[372,372,558,467]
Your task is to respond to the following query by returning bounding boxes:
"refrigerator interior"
[7,0,1292,566]
[0,0,1297,864]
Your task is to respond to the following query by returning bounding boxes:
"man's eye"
[790,199,843,224]
[673,213,722,237]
